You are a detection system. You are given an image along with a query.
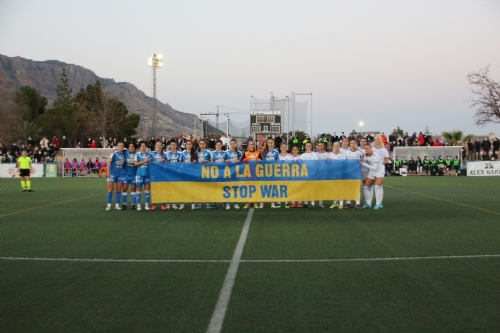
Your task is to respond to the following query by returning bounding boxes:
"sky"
[1,0,499,137]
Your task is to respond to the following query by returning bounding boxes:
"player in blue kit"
[106,142,126,211]
[197,139,213,209]
[212,140,226,163]
[122,142,138,210]
[197,139,213,163]
[209,140,226,209]
[166,140,183,209]
[181,140,199,209]
[150,141,167,210]
[224,138,242,209]
[260,138,280,209]
[134,141,153,211]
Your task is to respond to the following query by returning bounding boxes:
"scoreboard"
[250,110,281,134]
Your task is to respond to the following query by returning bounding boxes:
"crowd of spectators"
[1,131,498,165]
[323,131,498,161]
[0,136,62,164]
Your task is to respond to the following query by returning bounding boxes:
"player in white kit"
[288,145,300,208]
[328,142,346,209]
[360,144,381,208]
[339,137,350,154]
[277,143,292,209]
[316,142,329,208]
[371,134,390,209]
[344,139,363,210]
[299,142,319,208]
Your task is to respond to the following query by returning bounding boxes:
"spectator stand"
[61,148,114,177]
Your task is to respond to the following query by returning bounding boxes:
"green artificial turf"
[1,176,499,332]
[2,260,228,333]
[224,259,500,333]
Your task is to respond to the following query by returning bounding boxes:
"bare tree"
[467,65,500,126]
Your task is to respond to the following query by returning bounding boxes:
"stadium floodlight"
[148,54,163,137]
[359,121,364,134]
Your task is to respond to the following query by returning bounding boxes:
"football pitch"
[2,176,500,333]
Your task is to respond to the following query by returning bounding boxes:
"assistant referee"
[17,150,33,192]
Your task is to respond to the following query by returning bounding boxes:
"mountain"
[0,54,206,138]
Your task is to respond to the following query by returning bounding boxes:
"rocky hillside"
[0,54,206,137]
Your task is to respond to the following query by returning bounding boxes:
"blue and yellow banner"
[150,160,361,202]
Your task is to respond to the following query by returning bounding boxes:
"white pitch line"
[0,257,231,263]
[1,254,499,264]
[206,207,254,333]
[239,254,500,262]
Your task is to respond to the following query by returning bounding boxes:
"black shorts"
[20,169,31,177]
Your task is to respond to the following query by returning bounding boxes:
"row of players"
[105,135,390,211]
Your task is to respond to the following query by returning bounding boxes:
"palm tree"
[441,130,474,146]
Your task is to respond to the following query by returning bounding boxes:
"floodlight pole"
[148,54,163,138]
[151,66,157,137]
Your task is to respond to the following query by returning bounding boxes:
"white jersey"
[344,149,363,160]
[362,154,381,179]
[329,151,347,160]
[340,147,350,154]
[372,146,389,175]
[357,147,366,155]
[299,152,319,160]
[289,155,300,161]
[317,152,329,160]
[279,153,293,161]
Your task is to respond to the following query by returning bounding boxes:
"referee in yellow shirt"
[17,150,33,192]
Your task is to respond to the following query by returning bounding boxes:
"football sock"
[136,191,142,205]
[27,181,31,190]
[144,191,150,203]
[375,186,382,205]
[370,186,375,204]
[122,192,127,205]
[107,192,112,204]
[131,193,136,205]
[363,186,371,205]
[379,186,384,204]
[21,181,26,190]
[115,192,122,205]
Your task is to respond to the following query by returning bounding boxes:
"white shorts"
[367,170,379,179]
[375,172,385,178]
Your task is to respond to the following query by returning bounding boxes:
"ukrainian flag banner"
[150,160,361,203]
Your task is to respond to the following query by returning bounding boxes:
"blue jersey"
[135,151,152,177]
[181,150,196,163]
[124,150,137,179]
[262,149,279,161]
[166,150,182,163]
[225,149,241,162]
[108,150,126,176]
[151,151,167,162]
[212,150,226,163]
[197,149,212,162]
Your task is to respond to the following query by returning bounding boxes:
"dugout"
[61,148,114,177]
[392,146,463,173]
